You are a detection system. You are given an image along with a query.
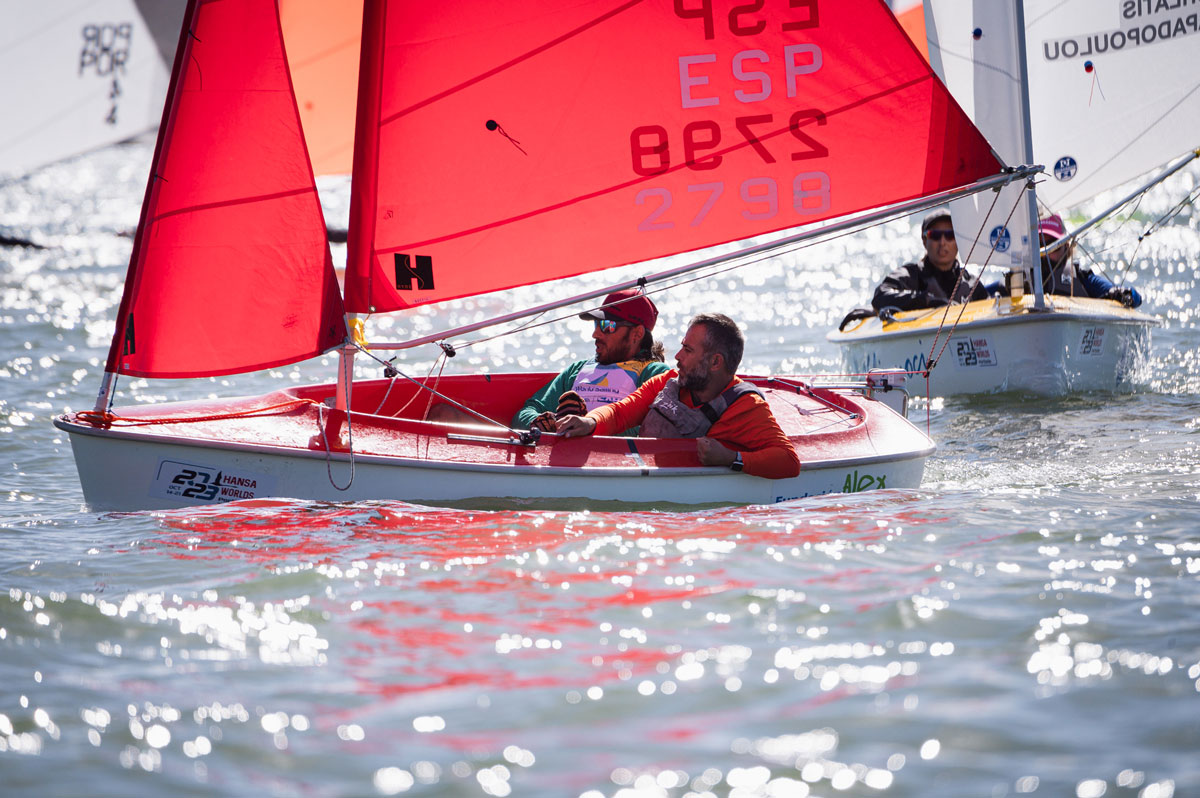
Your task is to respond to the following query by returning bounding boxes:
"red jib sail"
[344,0,1001,314]
[105,0,345,378]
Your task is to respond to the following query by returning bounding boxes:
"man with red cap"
[556,312,800,479]
[512,289,669,434]
[997,214,1142,307]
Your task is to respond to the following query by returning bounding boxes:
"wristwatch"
[730,452,744,472]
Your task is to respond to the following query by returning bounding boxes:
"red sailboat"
[55,0,1026,510]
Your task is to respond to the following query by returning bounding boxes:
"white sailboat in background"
[53,0,1039,511]
[0,0,363,180]
[0,1,363,251]
[830,0,1187,397]
[0,1,182,177]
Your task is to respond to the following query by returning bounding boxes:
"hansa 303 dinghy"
[54,0,1029,511]
[830,0,1182,396]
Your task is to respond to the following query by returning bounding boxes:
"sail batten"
[148,186,321,223]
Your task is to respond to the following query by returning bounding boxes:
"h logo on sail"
[393,254,434,290]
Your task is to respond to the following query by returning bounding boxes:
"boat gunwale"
[52,415,935,475]
[828,302,1161,343]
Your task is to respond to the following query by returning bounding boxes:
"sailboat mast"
[339,0,389,412]
[1013,0,1045,310]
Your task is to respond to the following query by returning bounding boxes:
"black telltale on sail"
[485,119,527,155]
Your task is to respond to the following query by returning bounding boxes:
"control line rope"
[75,398,319,427]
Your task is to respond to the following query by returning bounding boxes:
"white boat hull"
[55,375,934,512]
[829,296,1158,396]
[58,421,927,511]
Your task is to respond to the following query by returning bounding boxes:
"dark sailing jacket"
[871,256,988,312]
[990,260,1143,308]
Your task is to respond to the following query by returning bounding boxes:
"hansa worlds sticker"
[151,459,276,503]
[1081,326,1106,356]
[952,336,997,368]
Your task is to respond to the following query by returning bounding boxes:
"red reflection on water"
[137,496,952,706]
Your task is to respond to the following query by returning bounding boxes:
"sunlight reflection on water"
[1,482,1196,796]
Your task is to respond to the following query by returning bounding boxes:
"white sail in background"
[0,1,182,176]
[926,0,1200,267]
[1023,0,1200,210]
[925,1,1032,269]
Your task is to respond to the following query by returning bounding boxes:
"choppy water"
[2,141,1199,797]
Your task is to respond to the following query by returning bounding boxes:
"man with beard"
[557,313,800,479]
[511,289,669,435]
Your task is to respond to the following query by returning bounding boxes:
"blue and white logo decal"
[989,225,1011,253]
[1053,156,1078,182]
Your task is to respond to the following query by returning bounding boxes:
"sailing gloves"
[555,390,586,419]
[530,390,588,433]
[1105,287,1136,308]
[531,412,557,433]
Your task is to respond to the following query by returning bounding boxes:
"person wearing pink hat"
[869,209,989,314]
[996,213,1142,308]
[512,289,670,435]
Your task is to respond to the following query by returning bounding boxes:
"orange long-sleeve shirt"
[586,371,801,479]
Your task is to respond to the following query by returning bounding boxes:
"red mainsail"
[344,0,1001,314]
[105,0,345,378]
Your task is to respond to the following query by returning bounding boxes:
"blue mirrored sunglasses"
[594,319,633,334]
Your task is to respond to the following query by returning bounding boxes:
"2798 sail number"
[630,110,827,176]
[630,111,831,229]
[636,171,829,231]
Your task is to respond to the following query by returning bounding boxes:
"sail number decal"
[632,0,830,231]
[635,172,829,231]
[80,23,134,125]
[631,111,827,176]
[1080,327,1106,356]
[952,337,997,368]
[674,0,819,40]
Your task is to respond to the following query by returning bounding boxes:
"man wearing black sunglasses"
[870,209,989,314]
[512,289,669,435]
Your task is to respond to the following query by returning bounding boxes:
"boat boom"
[1039,147,1200,257]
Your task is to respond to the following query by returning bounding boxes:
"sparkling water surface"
[2,141,1198,797]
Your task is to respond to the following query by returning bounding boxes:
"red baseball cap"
[579,289,658,331]
[1038,213,1067,242]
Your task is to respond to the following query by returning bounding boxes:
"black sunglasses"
[924,229,955,242]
